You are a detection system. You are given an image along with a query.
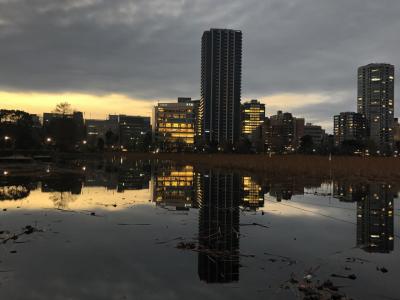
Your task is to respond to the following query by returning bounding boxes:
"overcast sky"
[0,0,400,131]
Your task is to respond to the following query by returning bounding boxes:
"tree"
[0,109,40,150]
[236,138,252,154]
[53,102,73,115]
[105,130,118,149]
[50,192,77,209]
[340,140,365,155]
[394,141,400,154]
[221,141,234,153]
[175,138,186,153]
[298,135,314,154]
[47,117,79,151]
[206,141,219,153]
[97,138,105,151]
[137,132,153,152]
[365,139,377,155]
[0,185,30,200]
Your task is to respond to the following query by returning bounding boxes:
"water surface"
[0,160,398,299]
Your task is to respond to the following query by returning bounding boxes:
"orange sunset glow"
[0,91,157,118]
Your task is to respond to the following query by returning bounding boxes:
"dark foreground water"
[0,159,398,300]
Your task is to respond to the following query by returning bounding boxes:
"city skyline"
[1,0,400,132]
[1,2,400,298]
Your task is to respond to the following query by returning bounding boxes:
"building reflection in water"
[117,161,150,192]
[356,184,394,253]
[151,165,194,210]
[333,182,395,253]
[268,180,304,201]
[150,166,262,282]
[1,161,396,258]
[241,176,265,211]
[333,182,368,203]
[82,159,151,192]
[42,175,83,208]
[197,170,240,283]
[0,179,36,201]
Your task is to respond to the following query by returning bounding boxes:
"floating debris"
[240,222,269,229]
[264,252,297,265]
[377,267,388,273]
[1,225,43,244]
[176,242,196,250]
[345,257,370,264]
[331,273,357,280]
[117,223,151,226]
[283,274,351,300]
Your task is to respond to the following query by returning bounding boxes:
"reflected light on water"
[0,186,153,211]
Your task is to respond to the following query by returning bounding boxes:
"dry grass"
[117,153,400,182]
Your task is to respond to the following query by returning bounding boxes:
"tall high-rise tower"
[357,63,395,152]
[199,28,242,147]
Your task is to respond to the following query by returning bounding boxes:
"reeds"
[120,153,400,182]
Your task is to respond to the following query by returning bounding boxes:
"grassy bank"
[117,153,400,182]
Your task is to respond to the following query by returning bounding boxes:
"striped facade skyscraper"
[198,28,242,148]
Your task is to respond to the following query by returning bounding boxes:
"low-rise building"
[43,111,85,149]
[86,115,118,146]
[119,115,151,150]
[266,111,304,153]
[241,99,265,140]
[304,123,325,146]
[152,98,197,151]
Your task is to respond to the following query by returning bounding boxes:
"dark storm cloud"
[0,0,399,126]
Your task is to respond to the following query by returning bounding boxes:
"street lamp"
[3,136,12,150]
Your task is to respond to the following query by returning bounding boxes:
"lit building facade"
[199,28,242,147]
[357,63,395,153]
[333,112,366,147]
[241,99,265,140]
[152,98,197,151]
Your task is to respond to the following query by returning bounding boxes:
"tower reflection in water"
[197,170,241,283]
[333,182,395,253]
[356,184,394,253]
